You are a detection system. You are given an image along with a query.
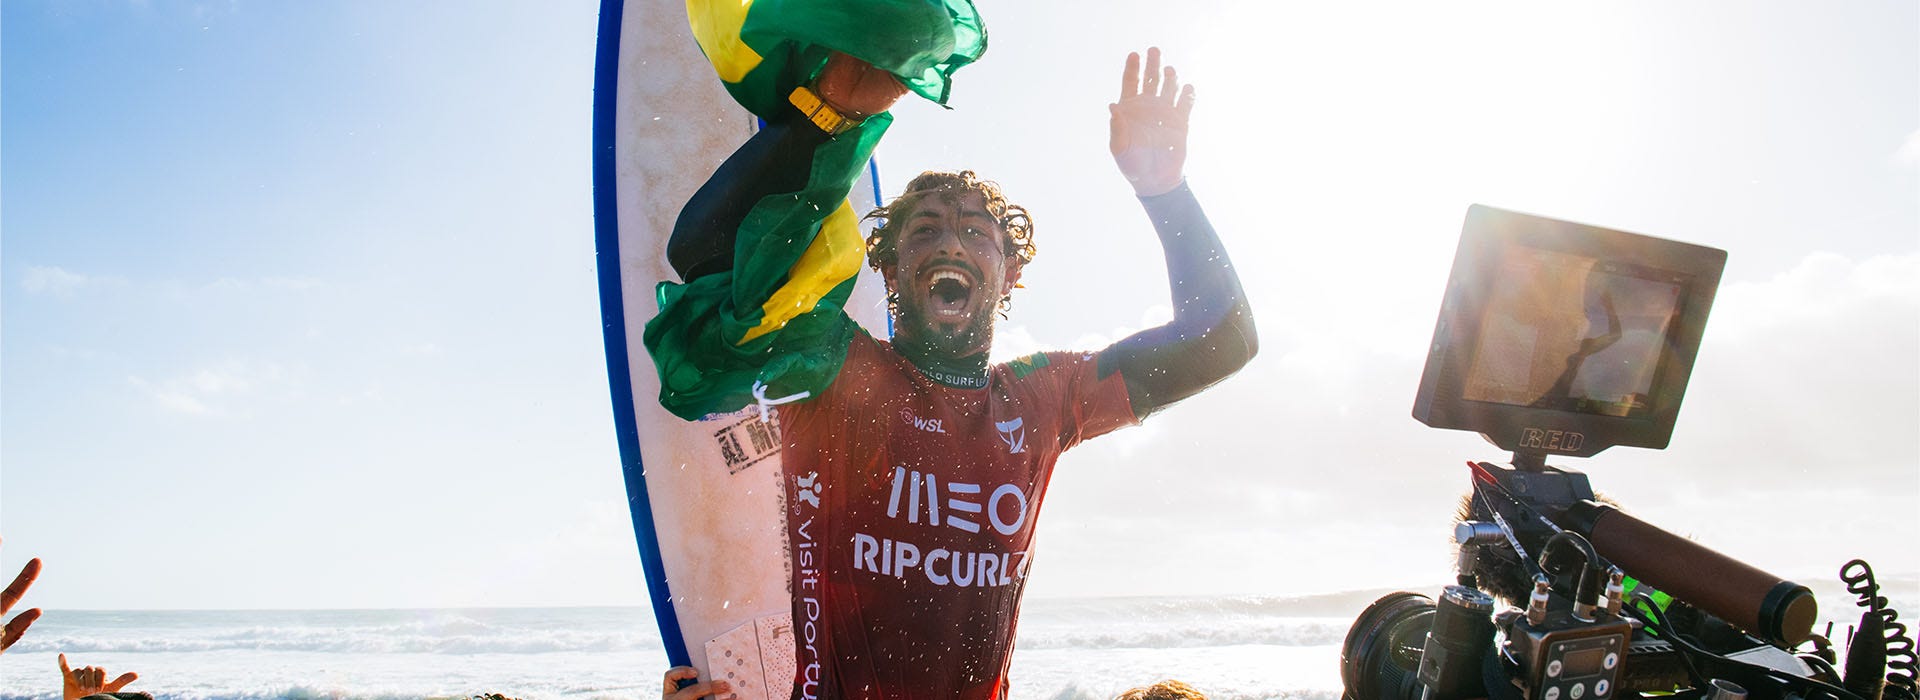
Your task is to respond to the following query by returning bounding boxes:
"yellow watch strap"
[788,86,858,136]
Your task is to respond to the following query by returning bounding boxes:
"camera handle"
[1560,501,1817,648]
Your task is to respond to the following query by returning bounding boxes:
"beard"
[892,296,996,361]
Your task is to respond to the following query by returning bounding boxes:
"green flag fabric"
[643,0,987,420]
[687,0,986,115]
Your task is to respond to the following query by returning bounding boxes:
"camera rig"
[1341,207,1917,700]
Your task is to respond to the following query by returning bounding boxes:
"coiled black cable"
[1842,559,1919,700]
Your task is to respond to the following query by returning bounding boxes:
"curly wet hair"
[864,170,1037,277]
[1115,680,1209,700]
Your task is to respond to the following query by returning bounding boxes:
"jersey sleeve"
[1011,351,1141,451]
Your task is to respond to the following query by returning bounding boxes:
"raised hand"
[1,536,42,654]
[60,653,140,700]
[814,52,908,121]
[1110,47,1195,197]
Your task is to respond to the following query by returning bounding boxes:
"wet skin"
[884,190,1022,366]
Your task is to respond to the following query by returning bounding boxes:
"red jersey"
[780,330,1137,700]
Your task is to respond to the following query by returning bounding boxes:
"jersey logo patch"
[901,408,948,434]
[996,417,1027,454]
[795,471,822,509]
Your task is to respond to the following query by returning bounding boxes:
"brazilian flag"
[644,0,987,420]
[687,0,985,116]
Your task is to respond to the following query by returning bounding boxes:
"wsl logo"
[901,408,948,434]
[996,417,1026,454]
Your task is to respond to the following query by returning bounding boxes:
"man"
[651,48,1255,699]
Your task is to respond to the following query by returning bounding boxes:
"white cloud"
[1713,251,1920,334]
[990,325,1044,363]
[1673,250,1920,480]
[201,277,250,293]
[190,367,252,394]
[1272,342,1367,411]
[1059,304,1173,354]
[20,266,93,296]
[128,377,217,416]
[196,275,323,294]
[262,276,321,291]
[128,361,301,417]
[1898,128,1920,167]
[16,268,318,298]
[993,304,1174,362]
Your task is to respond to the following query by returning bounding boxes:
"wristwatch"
[788,85,858,136]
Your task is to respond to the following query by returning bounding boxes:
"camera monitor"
[1414,205,1726,459]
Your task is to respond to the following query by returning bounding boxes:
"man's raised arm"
[1095,48,1259,418]
[644,55,909,419]
[667,54,907,282]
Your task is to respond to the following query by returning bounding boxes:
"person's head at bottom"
[1115,679,1208,700]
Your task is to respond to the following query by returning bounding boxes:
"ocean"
[2,584,1911,700]
[0,593,1366,700]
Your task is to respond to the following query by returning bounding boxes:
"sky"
[2,0,1915,614]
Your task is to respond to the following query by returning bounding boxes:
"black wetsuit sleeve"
[667,118,833,281]
[1096,182,1258,418]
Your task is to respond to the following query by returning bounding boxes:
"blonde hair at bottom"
[1114,679,1208,700]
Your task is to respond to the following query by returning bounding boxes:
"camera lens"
[1420,586,1496,700]
[1342,593,1437,700]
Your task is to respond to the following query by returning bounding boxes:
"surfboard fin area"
[704,613,799,700]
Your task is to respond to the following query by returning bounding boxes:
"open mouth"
[927,269,976,318]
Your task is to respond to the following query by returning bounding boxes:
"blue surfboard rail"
[869,157,891,339]
[590,0,692,670]
[593,0,893,674]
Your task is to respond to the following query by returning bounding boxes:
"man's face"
[885,189,1021,358]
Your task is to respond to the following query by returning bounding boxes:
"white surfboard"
[591,0,890,696]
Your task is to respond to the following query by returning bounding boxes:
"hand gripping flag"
[644,0,987,420]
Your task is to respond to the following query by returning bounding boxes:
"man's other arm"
[1097,183,1256,418]
[1093,48,1257,418]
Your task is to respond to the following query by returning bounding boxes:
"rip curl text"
[850,532,1030,587]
